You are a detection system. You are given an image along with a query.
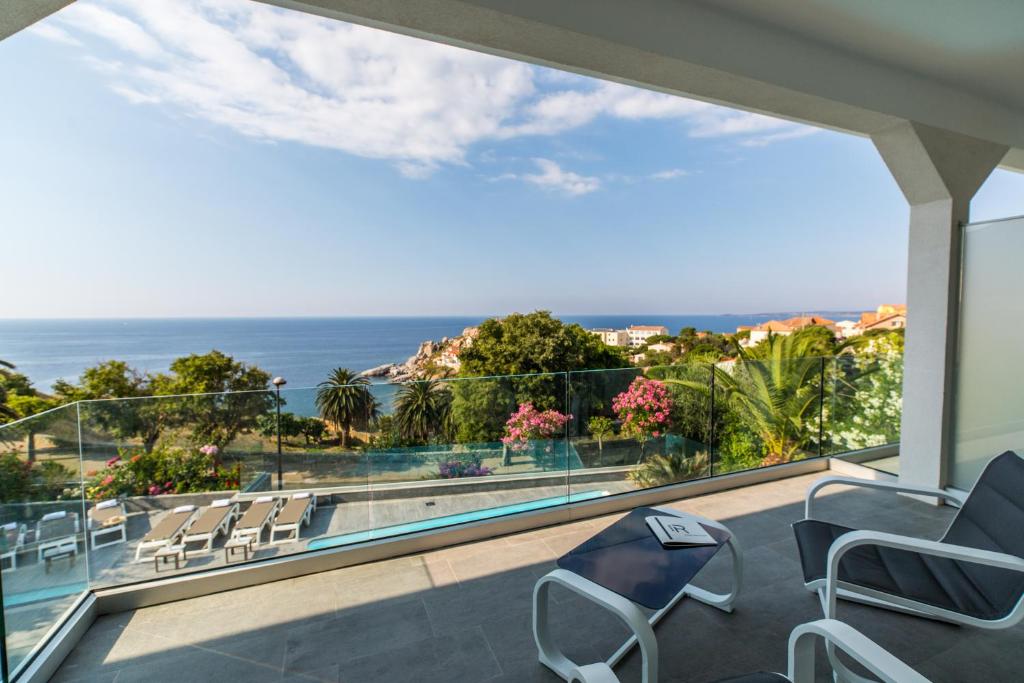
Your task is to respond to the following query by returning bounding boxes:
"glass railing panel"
[358,372,572,544]
[569,366,712,499]
[0,405,88,679]
[77,388,370,587]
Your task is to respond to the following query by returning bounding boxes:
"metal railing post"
[818,357,826,457]
[708,363,716,477]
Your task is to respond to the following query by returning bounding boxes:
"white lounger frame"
[89,504,128,551]
[270,495,317,545]
[1,524,26,571]
[232,499,282,547]
[803,475,1024,683]
[36,514,80,564]
[535,510,742,683]
[182,503,240,553]
[565,618,931,683]
[134,508,198,562]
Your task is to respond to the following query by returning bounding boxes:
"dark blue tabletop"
[557,507,730,609]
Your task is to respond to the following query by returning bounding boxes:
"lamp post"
[272,376,287,491]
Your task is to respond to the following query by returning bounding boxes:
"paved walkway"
[51,473,1019,682]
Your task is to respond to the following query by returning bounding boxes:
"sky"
[1,0,1023,318]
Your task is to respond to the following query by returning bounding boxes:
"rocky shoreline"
[359,327,477,382]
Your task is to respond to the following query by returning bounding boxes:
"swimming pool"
[307,489,609,551]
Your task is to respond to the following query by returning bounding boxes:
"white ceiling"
[700,0,1024,110]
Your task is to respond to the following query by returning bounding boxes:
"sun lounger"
[1,522,25,571]
[36,511,80,563]
[231,496,281,546]
[88,499,128,550]
[134,505,198,561]
[270,493,316,544]
[182,499,239,552]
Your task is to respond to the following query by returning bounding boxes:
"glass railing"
[0,353,902,677]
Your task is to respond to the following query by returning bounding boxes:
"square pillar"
[872,122,1007,493]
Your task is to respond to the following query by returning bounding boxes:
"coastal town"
[361,304,907,379]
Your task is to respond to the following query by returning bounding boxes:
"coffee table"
[533,506,743,683]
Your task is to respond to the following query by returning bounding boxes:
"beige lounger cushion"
[142,509,193,543]
[187,505,233,536]
[275,498,311,526]
[90,505,127,528]
[236,500,276,531]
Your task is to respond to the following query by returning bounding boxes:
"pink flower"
[106,456,121,467]
[101,475,114,486]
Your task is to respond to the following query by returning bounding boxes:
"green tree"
[452,311,628,442]
[54,360,165,451]
[315,368,376,448]
[151,351,273,450]
[587,416,615,464]
[669,328,834,466]
[393,379,453,445]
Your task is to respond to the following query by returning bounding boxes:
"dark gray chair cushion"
[793,451,1024,621]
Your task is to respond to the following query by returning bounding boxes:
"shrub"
[438,460,493,478]
[612,377,673,444]
[629,451,710,488]
[501,403,571,451]
[0,452,76,503]
[85,443,239,500]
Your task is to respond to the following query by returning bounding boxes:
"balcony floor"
[51,473,1022,682]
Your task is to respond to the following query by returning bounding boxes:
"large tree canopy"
[458,311,627,377]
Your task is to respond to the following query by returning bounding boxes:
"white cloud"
[27,23,82,47]
[649,168,689,181]
[522,159,600,196]
[38,0,819,179]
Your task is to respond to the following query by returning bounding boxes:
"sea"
[0,313,863,392]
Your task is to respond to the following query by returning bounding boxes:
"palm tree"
[0,359,18,421]
[668,329,837,466]
[393,379,453,444]
[315,368,375,448]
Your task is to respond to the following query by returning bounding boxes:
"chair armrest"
[823,529,1024,618]
[805,476,966,519]
[788,619,929,683]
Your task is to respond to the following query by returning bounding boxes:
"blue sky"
[1,0,1022,318]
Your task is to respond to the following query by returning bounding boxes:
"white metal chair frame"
[803,476,1024,630]
[562,618,930,683]
[534,510,742,683]
[231,498,283,547]
[133,508,198,562]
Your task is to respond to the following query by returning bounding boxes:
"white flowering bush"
[831,334,903,452]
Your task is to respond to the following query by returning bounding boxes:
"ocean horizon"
[0,312,867,392]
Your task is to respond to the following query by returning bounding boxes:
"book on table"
[645,515,717,547]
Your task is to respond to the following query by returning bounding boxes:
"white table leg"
[655,509,743,613]
[534,568,659,683]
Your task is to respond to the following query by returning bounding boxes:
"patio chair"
[182,498,240,552]
[88,499,128,550]
[231,496,281,547]
[134,505,198,561]
[566,618,929,683]
[269,492,316,544]
[793,450,1024,630]
[1,522,25,571]
[35,511,80,563]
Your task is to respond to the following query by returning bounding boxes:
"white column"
[871,122,1007,493]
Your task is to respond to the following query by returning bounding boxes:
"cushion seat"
[793,450,1024,623]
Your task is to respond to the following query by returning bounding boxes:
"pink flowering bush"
[85,444,239,501]
[438,460,494,479]
[612,377,674,444]
[501,403,572,451]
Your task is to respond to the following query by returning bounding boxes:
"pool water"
[307,490,609,551]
